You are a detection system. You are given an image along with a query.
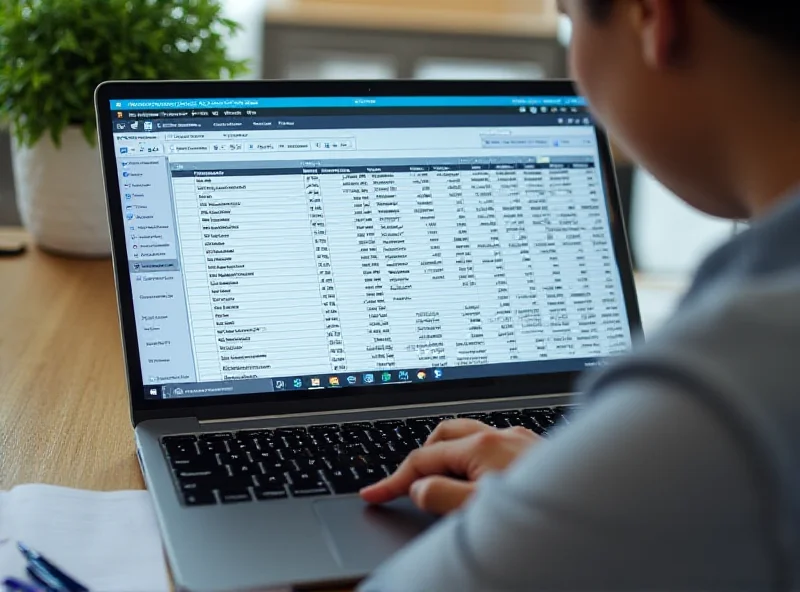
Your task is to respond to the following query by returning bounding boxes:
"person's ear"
[628,0,686,69]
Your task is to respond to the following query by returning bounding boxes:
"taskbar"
[142,356,612,400]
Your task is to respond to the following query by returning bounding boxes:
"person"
[357,0,800,590]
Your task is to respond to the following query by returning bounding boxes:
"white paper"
[0,484,169,592]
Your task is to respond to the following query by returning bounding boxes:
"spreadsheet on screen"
[110,96,632,400]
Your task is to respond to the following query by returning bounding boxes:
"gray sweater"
[359,188,800,591]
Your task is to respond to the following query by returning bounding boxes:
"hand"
[360,419,541,515]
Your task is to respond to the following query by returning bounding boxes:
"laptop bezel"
[95,79,642,427]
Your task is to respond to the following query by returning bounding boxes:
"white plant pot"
[11,126,111,257]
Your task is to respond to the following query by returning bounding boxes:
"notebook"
[0,484,169,592]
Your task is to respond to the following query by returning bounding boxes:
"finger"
[360,439,472,504]
[505,425,540,440]
[410,476,475,515]
[426,418,494,446]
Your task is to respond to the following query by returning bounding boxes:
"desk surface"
[0,228,141,491]
[0,228,685,492]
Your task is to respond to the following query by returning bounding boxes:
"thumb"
[410,476,475,515]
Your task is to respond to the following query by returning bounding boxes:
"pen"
[2,577,43,592]
[17,543,88,592]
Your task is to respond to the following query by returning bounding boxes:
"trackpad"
[314,497,439,571]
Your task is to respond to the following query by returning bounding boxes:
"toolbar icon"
[329,376,340,387]
[363,373,375,384]
[310,377,321,387]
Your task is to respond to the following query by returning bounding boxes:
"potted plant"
[0,0,247,257]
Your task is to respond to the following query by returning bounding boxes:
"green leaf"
[0,0,247,147]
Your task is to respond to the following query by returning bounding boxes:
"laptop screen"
[108,95,632,400]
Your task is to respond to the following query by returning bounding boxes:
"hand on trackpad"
[313,496,439,571]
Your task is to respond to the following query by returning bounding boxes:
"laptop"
[94,79,642,592]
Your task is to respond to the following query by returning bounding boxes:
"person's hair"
[584,0,800,56]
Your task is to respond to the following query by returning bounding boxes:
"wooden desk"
[0,228,140,491]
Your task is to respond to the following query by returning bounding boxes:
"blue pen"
[16,543,88,592]
[2,577,43,592]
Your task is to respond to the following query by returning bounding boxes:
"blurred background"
[0,0,734,275]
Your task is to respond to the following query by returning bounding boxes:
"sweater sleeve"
[358,378,775,591]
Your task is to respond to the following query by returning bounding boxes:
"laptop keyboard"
[161,406,574,506]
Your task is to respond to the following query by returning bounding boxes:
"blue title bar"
[110,96,587,110]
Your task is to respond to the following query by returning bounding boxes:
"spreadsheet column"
[307,169,348,374]
[428,164,475,368]
[191,171,329,379]
[392,165,458,368]
[577,164,630,353]
[543,163,581,360]
[491,163,523,363]
[173,175,219,381]
[502,163,540,362]
[462,163,514,365]
[321,167,388,373]
[372,166,421,369]
[565,162,610,357]
[518,163,557,360]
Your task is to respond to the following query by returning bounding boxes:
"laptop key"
[199,432,233,441]
[226,464,259,480]
[164,434,197,442]
[275,427,308,437]
[256,472,287,487]
[323,469,361,494]
[341,422,374,430]
[353,466,386,486]
[293,456,328,471]
[219,489,252,504]
[259,459,289,473]
[308,424,340,433]
[199,440,229,454]
[254,484,288,500]
[163,440,199,457]
[238,429,274,438]
[288,471,330,497]
[175,467,227,482]
[387,439,417,454]
[178,480,206,492]
[228,438,260,453]
[457,413,489,421]
[373,420,405,430]
[183,491,217,506]
[218,452,248,465]
[486,415,512,429]
[170,458,219,474]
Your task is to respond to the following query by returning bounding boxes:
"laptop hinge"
[197,393,572,425]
